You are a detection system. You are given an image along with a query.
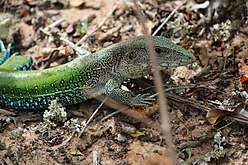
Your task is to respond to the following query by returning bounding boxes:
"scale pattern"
[0,36,196,110]
[0,90,88,110]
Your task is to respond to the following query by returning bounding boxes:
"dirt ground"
[0,0,247,164]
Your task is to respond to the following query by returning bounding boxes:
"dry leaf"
[127,141,173,165]
[238,58,248,82]
[240,48,248,58]
[144,100,160,116]
[130,131,144,138]
[207,108,231,124]
[206,103,244,124]
[69,0,85,7]
[69,149,83,156]
[238,48,248,82]
[130,99,159,118]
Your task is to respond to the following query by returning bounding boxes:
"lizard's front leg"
[104,79,155,107]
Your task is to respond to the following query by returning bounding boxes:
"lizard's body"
[0,36,195,110]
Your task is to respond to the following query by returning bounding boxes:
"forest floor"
[0,0,247,164]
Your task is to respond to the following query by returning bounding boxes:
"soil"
[0,0,247,164]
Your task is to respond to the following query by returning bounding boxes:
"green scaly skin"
[0,36,196,110]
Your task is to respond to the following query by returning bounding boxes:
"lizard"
[0,36,196,110]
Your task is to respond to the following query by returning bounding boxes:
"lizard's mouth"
[154,46,196,68]
[158,60,192,68]
[157,54,196,68]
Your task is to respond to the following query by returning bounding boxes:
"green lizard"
[0,36,196,110]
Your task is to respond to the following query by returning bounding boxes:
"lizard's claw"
[131,93,156,107]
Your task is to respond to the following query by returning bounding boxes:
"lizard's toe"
[132,93,156,107]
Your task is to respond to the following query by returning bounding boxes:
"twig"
[152,0,189,36]
[217,121,234,131]
[166,92,210,111]
[95,95,161,130]
[133,1,177,164]
[39,18,64,35]
[50,135,73,150]
[92,151,100,165]
[4,157,14,165]
[73,97,107,137]
[44,18,65,31]
[101,86,196,122]
[166,93,248,125]
[140,84,195,94]
[100,107,126,122]
[39,18,90,55]
[60,36,90,55]
[76,0,121,46]
[86,97,107,126]
[40,50,60,70]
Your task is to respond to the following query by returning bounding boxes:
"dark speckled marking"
[0,36,196,110]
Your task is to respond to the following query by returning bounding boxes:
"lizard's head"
[116,36,196,79]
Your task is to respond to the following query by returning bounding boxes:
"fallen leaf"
[238,48,248,82]
[127,141,173,165]
[130,131,144,138]
[69,0,85,7]
[207,108,231,124]
[240,48,248,58]
[129,99,159,118]
[144,99,160,116]
[70,149,83,156]
[240,74,248,83]
[206,103,244,124]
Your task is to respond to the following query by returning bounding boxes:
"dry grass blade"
[152,0,189,36]
[76,0,121,46]
[133,0,177,164]
[95,95,161,130]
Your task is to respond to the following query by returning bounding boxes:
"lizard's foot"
[105,79,156,107]
[130,93,156,107]
[0,39,18,65]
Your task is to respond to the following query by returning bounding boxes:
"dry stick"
[152,0,189,36]
[133,1,177,164]
[86,97,107,126]
[40,18,64,35]
[167,93,248,125]
[100,109,120,122]
[101,85,196,122]
[73,99,107,161]
[44,18,65,31]
[76,0,121,46]
[166,93,210,111]
[96,95,161,130]
[60,36,90,55]
[39,17,90,55]
[50,135,73,150]
[92,151,100,165]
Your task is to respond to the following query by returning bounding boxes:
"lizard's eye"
[155,47,163,54]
